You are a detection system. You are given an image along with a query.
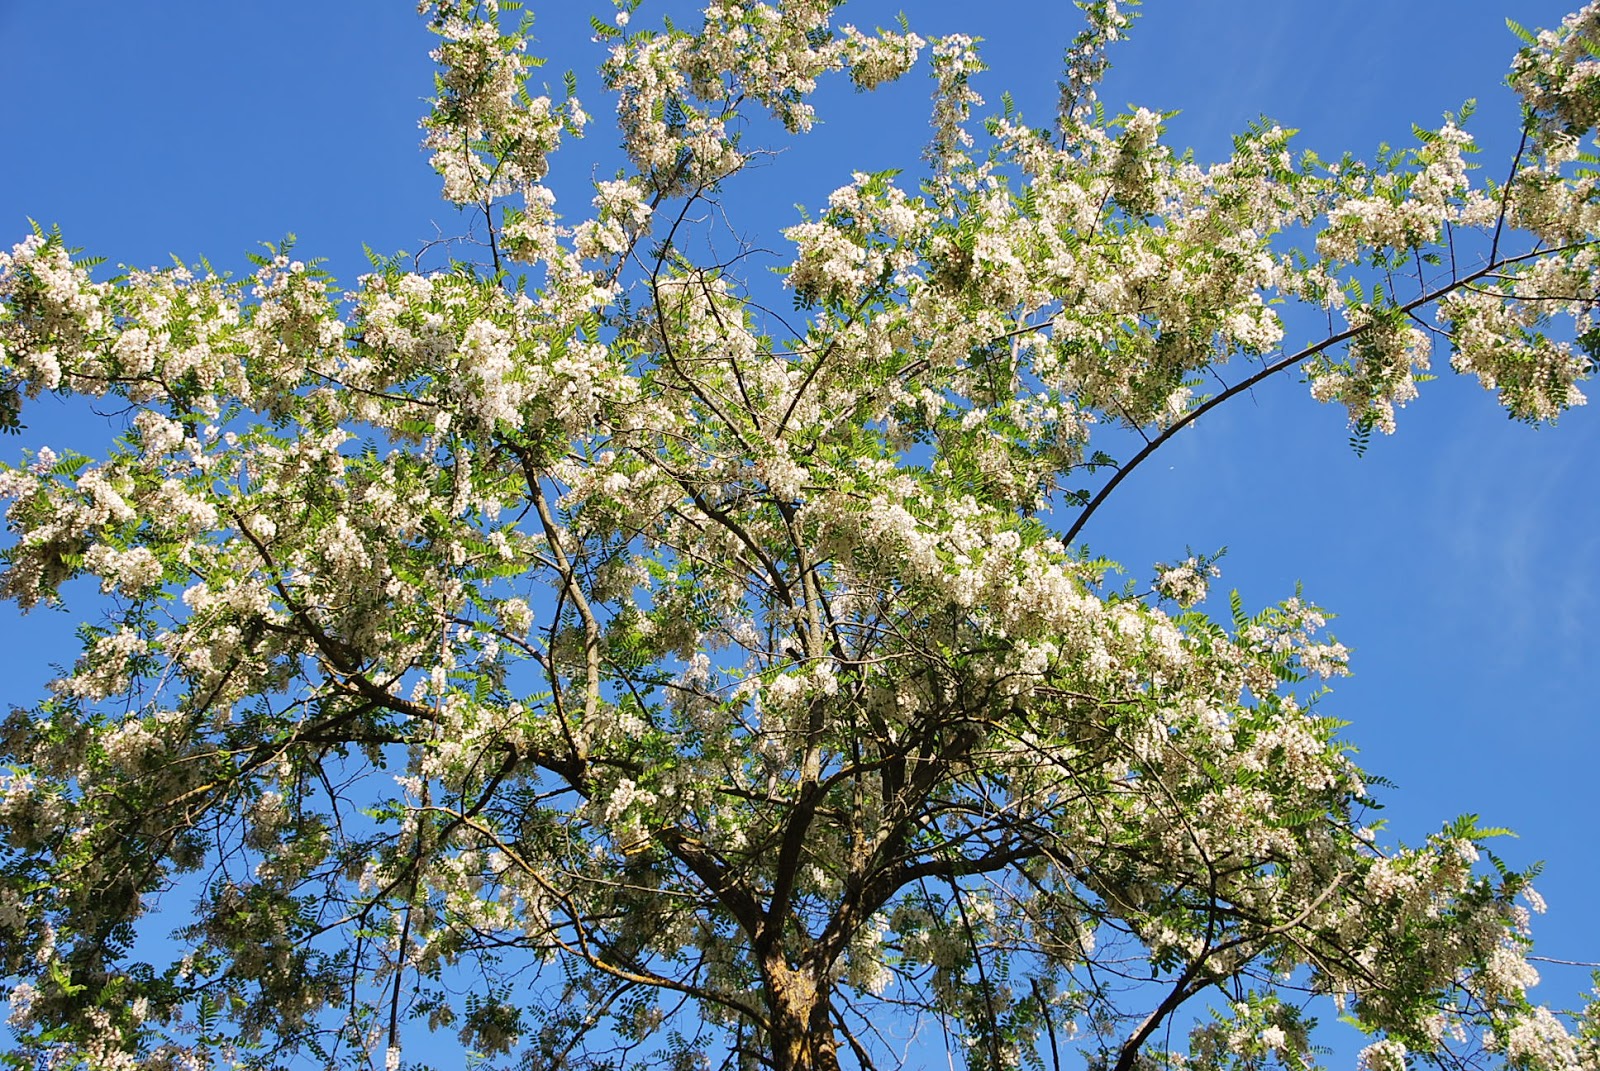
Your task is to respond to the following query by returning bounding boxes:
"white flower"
[1357,1038,1407,1071]
[6,982,38,1028]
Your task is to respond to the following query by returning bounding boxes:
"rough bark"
[766,964,842,1071]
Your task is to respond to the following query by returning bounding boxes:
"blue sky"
[1,0,1596,1060]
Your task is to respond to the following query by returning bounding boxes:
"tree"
[1,1,1598,1068]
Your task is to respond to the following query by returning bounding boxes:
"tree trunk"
[766,964,842,1071]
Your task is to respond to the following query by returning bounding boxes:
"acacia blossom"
[0,4,1597,1071]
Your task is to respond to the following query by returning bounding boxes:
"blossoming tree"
[2,2,1599,1069]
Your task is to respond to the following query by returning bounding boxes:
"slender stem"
[1489,126,1530,267]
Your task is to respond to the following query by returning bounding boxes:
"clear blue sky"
[1,0,1594,1059]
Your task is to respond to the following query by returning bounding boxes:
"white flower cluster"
[1358,1038,1408,1071]
[1498,1006,1588,1070]
[1317,125,1492,262]
[840,24,925,92]
[926,34,985,183]
[1511,2,1600,152]
[1441,285,1590,423]
[1479,943,1542,1000]
[1056,0,1131,127]
[0,235,103,392]
[602,2,924,194]
[420,0,582,204]
[783,174,931,306]
[242,256,343,400]
[1153,556,1218,608]
[572,179,654,260]
[1308,307,1432,434]
[5,982,37,1029]
[352,270,454,374]
[52,626,147,702]
[82,544,163,597]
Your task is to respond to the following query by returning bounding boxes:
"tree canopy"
[1,2,1598,1069]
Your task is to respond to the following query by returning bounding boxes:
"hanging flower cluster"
[0,2,1597,1069]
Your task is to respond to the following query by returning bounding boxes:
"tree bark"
[766,964,842,1071]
